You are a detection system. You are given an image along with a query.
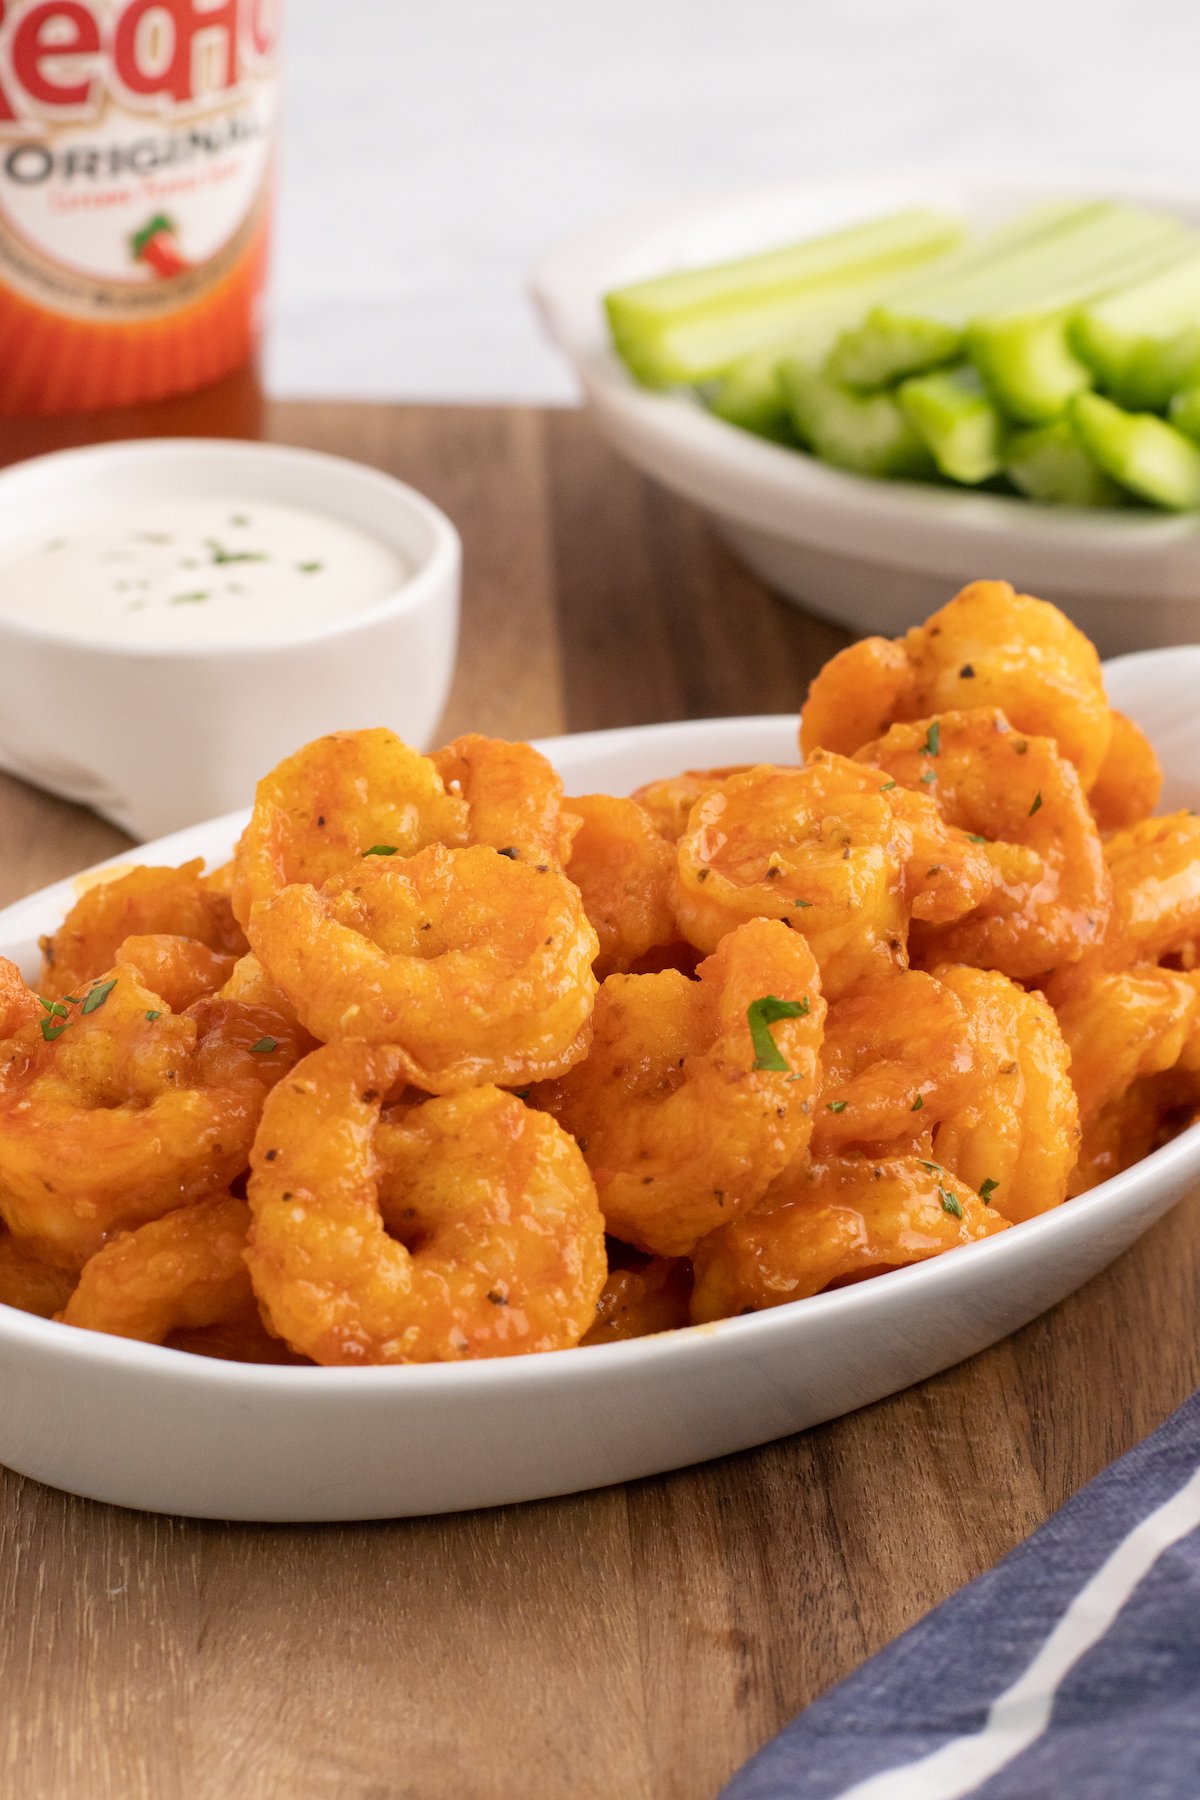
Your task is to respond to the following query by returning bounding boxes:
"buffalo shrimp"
[856,710,1110,978]
[691,1154,1007,1322]
[247,843,598,1091]
[534,917,825,1257]
[801,580,1113,789]
[246,1044,606,1364]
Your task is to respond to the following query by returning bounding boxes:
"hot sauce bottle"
[0,0,280,415]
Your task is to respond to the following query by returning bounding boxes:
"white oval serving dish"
[0,440,461,841]
[0,647,1197,1522]
[532,169,1200,657]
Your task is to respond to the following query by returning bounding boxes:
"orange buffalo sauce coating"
[2,584,1198,1363]
[0,0,279,414]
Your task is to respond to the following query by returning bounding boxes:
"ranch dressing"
[0,498,407,647]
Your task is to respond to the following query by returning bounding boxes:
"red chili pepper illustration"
[130,213,189,278]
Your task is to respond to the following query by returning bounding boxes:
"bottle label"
[0,0,279,320]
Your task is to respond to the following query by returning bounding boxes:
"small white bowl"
[532,168,1200,657]
[0,440,461,840]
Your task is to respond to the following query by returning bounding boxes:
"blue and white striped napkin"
[722,1391,1200,1800]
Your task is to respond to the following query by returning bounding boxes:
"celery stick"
[605,209,962,387]
[707,306,859,441]
[827,199,1097,388]
[897,364,1005,484]
[628,274,884,386]
[1070,248,1200,410]
[1006,419,1125,506]
[782,359,935,478]
[708,351,793,441]
[830,202,1186,394]
[1071,392,1200,511]
[965,312,1096,424]
[1168,385,1200,445]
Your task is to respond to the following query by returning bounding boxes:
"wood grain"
[0,399,1197,1800]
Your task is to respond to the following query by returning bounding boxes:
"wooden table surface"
[2,393,1198,1800]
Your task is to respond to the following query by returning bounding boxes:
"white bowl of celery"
[531,171,1200,653]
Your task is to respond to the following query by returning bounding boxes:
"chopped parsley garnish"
[363,845,398,857]
[979,1177,999,1205]
[878,779,897,792]
[793,898,813,909]
[81,978,117,1014]
[251,1036,279,1054]
[920,770,937,785]
[967,833,988,845]
[918,1159,943,1175]
[939,1186,964,1219]
[298,560,324,574]
[911,1093,924,1112]
[827,1099,849,1114]
[37,997,67,1019]
[145,1010,161,1022]
[170,591,210,605]
[39,1017,67,1042]
[747,995,809,1071]
[206,537,267,565]
[1029,791,1043,816]
[921,720,940,757]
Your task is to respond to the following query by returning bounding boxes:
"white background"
[267,0,1200,404]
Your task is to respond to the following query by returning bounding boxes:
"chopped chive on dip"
[205,537,268,565]
[747,994,810,1071]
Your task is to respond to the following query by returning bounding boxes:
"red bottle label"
[0,0,278,320]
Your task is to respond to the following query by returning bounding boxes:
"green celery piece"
[965,224,1199,424]
[708,350,793,441]
[828,200,1109,387]
[1071,391,1200,511]
[633,274,891,386]
[898,364,1005,484]
[828,313,962,391]
[1006,418,1125,506]
[1070,248,1200,410]
[707,306,859,441]
[605,209,962,387]
[782,359,936,478]
[830,201,1186,394]
[1168,385,1200,445]
[966,311,1097,425]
